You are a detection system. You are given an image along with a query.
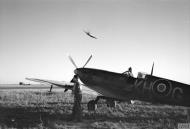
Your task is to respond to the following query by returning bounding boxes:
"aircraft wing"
[88,34,97,39]
[25,78,74,90]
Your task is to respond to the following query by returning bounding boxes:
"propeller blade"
[83,55,92,68]
[151,62,154,76]
[68,55,78,68]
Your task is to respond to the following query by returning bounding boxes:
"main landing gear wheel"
[87,100,97,111]
[106,99,116,108]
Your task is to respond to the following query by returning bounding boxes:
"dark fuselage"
[75,68,190,107]
[76,68,136,100]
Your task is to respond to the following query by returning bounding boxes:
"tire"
[106,99,116,108]
[87,100,97,111]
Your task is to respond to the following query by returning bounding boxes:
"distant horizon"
[1,64,190,85]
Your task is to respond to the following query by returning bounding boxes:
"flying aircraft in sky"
[83,30,97,39]
[26,55,190,111]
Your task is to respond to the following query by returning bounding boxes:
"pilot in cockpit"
[123,67,134,77]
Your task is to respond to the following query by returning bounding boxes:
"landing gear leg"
[106,99,116,108]
[87,96,117,111]
[87,100,97,111]
[87,96,104,111]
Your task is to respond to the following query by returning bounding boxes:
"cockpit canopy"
[137,72,147,79]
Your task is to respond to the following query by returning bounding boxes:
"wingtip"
[25,77,35,81]
[25,77,31,80]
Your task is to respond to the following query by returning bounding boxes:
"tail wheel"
[87,100,97,111]
[106,99,116,108]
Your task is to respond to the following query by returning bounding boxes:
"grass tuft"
[0,90,189,129]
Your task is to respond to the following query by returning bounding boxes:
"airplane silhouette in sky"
[84,30,97,39]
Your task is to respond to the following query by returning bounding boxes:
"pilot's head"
[128,67,132,72]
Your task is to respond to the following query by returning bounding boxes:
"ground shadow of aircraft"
[26,55,190,111]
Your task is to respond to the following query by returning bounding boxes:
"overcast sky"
[0,0,190,84]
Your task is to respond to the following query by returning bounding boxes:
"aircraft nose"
[74,68,83,77]
[74,69,78,75]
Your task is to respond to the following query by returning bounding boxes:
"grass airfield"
[0,85,189,129]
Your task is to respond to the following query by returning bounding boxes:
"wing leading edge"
[25,78,74,90]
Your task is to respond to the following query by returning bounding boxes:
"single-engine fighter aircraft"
[26,55,190,111]
[84,30,97,39]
